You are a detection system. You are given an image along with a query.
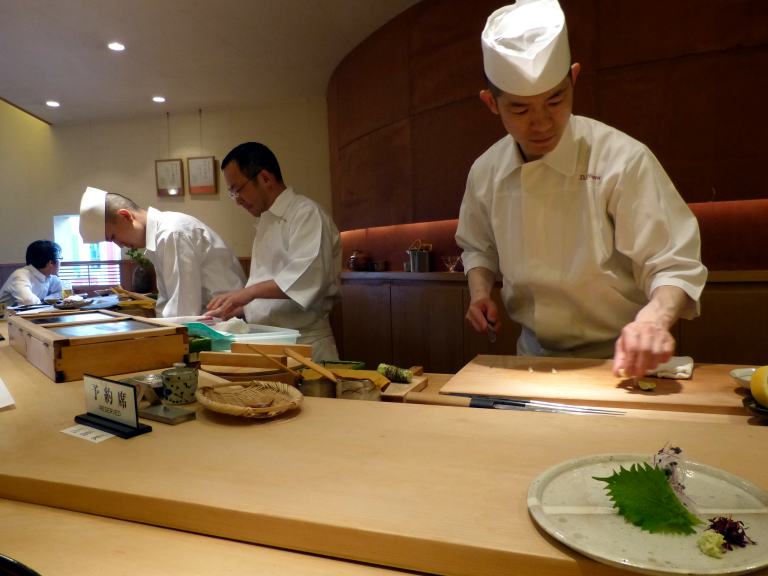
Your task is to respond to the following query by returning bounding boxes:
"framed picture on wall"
[187,156,217,195]
[155,159,184,197]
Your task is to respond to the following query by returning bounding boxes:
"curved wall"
[327,0,768,231]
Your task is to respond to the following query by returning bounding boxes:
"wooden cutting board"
[440,355,749,414]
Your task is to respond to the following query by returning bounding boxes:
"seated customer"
[0,240,63,306]
[79,187,246,318]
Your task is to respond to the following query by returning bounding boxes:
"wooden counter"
[1,323,767,576]
[0,498,407,576]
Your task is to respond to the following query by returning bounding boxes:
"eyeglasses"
[227,172,260,200]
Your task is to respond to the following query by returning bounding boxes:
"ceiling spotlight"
[152,96,166,103]
[107,41,125,51]
[45,100,60,108]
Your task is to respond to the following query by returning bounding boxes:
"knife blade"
[461,394,625,416]
[486,318,497,344]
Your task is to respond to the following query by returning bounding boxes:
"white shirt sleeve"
[153,231,204,317]
[273,206,336,310]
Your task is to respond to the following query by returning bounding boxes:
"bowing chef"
[456,0,707,378]
[205,142,341,362]
[0,240,63,306]
[79,187,246,318]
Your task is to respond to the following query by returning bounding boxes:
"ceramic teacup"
[161,363,198,404]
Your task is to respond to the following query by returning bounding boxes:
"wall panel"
[329,0,767,231]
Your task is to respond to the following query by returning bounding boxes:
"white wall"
[0,97,330,261]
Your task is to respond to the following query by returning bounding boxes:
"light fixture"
[152,96,166,103]
[45,100,60,108]
[107,41,125,52]
[168,188,179,196]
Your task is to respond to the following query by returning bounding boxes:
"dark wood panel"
[409,0,502,113]
[339,281,392,369]
[677,284,768,365]
[333,13,411,148]
[329,0,766,230]
[391,282,464,373]
[595,0,768,69]
[597,48,768,204]
[336,120,413,230]
[411,96,506,223]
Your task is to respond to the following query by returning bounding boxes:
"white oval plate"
[730,368,757,390]
[528,454,768,575]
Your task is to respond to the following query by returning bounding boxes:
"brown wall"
[328,0,768,231]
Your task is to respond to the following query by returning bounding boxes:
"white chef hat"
[482,0,571,96]
[79,186,108,244]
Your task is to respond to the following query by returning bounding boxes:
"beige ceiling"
[0,0,419,125]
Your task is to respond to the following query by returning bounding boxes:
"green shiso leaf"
[594,462,702,535]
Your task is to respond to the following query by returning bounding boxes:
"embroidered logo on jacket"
[579,173,602,181]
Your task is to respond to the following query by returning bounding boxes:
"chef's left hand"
[612,320,675,379]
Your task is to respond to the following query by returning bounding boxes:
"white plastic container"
[224,323,300,345]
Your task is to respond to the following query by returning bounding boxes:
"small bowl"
[44,297,60,305]
[730,367,756,390]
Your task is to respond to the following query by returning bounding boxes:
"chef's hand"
[205,289,251,320]
[466,298,501,335]
[612,320,675,379]
[465,266,500,335]
[612,286,689,378]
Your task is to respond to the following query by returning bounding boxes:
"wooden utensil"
[284,348,338,383]
[250,348,303,380]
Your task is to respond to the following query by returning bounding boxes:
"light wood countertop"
[1,321,767,576]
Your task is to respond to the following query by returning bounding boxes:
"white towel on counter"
[646,356,694,379]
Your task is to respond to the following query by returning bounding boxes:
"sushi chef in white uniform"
[205,142,341,363]
[79,187,246,318]
[456,0,707,378]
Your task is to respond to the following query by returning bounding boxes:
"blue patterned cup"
[161,363,198,404]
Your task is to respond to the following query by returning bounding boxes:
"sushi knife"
[404,392,624,415]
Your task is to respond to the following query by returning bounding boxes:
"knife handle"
[404,393,494,409]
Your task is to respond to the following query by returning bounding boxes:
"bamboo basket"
[196,380,303,419]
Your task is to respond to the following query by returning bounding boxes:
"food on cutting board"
[595,445,757,559]
[637,379,656,391]
[750,365,768,407]
[377,363,412,383]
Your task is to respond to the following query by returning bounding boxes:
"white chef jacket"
[144,207,246,318]
[243,187,341,362]
[0,265,62,306]
[456,115,707,357]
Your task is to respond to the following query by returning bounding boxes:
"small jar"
[161,362,198,404]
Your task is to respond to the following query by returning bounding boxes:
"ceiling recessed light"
[152,96,166,103]
[107,41,125,51]
[45,100,60,108]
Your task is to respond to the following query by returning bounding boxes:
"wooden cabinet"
[336,272,768,372]
[338,279,392,370]
[338,272,523,373]
[391,281,464,373]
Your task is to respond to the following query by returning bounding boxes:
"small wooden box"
[8,310,188,382]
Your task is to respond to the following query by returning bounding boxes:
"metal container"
[407,250,430,272]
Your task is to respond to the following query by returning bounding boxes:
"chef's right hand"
[466,298,500,335]
[205,289,250,320]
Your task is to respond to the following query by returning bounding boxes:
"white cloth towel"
[647,356,694,379]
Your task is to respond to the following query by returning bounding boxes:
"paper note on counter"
[0,376,14,410]
[61,424,115,443]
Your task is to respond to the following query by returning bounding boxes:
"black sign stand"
[75,413,152,439]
